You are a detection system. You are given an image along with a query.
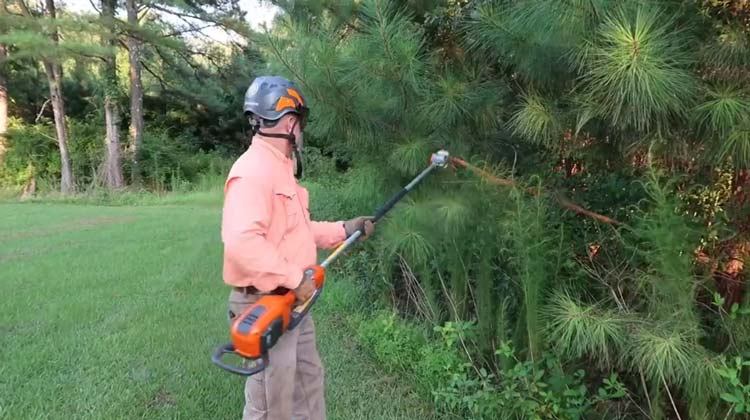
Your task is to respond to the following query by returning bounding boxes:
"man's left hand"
[344,216,375,239]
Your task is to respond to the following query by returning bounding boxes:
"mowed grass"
[0,201,435,419]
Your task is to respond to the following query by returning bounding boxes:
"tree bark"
[33,0,75,194]
[0,43,7,164]
[102,0,124,188]
[0,0,7,164]
[126,0,144,183]
[44,61,75,193]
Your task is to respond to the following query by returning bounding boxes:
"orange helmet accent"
[275,96,297,112]
[286,88,304,106]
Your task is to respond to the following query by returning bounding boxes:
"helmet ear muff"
[247,114,261,136]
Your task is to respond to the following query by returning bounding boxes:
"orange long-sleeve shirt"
[221,140,346,291]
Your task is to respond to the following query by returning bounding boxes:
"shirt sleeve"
[221,176,303,291]
[311,221,347,249]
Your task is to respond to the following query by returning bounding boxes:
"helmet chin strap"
[258,119,303,179]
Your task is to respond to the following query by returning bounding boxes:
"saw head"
[431,150,450,168]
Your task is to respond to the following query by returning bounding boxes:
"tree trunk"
[126,0,144,183]
[102,0,123,188]
[44,62,74,193]
[104,98,123,187]
[34,0,75,194]
[0,42,7,164]
[0,0,7,164]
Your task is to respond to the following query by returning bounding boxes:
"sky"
[62,0,281,42]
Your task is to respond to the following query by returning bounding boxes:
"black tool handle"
[372,164,437,223]
[373,189,409,222]
[211,343,269,376]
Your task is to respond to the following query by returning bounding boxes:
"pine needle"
[546,291,629,368]
[577,5,696,132]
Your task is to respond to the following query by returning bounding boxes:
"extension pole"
[321,150,450,269]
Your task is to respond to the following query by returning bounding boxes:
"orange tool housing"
[230,265,325,359]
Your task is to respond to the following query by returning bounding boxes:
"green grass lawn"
[0,201,435,419]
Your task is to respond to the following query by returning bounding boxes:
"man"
[221,75,374,420]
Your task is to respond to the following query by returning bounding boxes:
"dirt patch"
[0,250,34,263]
[4,216,137,242]
[149,390,177,409]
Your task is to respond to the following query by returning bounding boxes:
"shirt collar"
[253,139,293,167]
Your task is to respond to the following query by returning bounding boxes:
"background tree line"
[0,0,257,194]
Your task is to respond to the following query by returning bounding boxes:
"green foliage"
[357,311,626,420]
[718,125,750,170]
[577,5,697,132]
[262,1,750,418]
[717,357,750,414]
[338,163,390,217]
[627,325,712,390]
[545,291,628,368]
[418,68,505,131]
[701,22,750,84]
[502,184,557,361]
[694,85,750,140]
[379,201,435,268]
[358,310,426,374]
[0,13,110,64]
[633,173,702,325]
[507,92,561,147]
[435,340,615,420]
[0,118,229,194]
[390,136,433,176]
[693,85,750,168]
[465,0,600,87]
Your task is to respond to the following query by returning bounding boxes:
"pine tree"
[261,1,750,418]
[100,0,123,189]
[117,0,250,181]
[17,0,76,193]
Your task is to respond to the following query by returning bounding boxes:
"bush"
[0,118,59,187]
[128,127,232,193]
[358,311,426,374]
[354,309,628,419]
[0,117,231,194]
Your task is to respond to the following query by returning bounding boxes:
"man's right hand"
[293,270,316,303]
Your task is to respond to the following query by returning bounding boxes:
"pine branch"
[140,59,167,91]
[87,0,101,14]
[147,3,204,21]
[151,43,200,82]
[661,373,683,420]
[263,28,307,89]
[161,23,218,38]
[142,2,249,44]
[35,98,51,123]
[152,42,215,85]
[146,3,231,28]
[451,156,627,227]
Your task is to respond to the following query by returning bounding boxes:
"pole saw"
[211,149,451,376]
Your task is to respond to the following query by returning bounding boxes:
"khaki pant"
[228,289,326,420]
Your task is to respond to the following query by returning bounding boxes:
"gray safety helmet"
[243,76,308,125]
